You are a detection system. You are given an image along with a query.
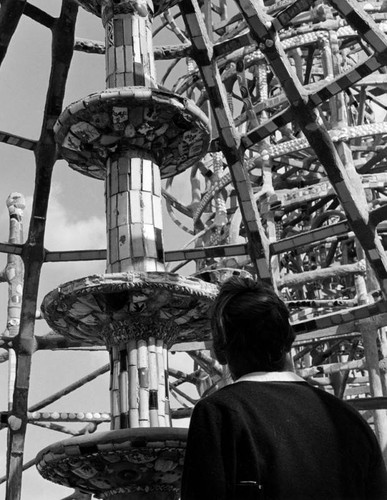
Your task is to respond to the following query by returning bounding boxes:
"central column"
[103,0,163,274]
[102,0,170,432]
[106,151,165,273]
[104,0,156,89]
[105,317,176,430]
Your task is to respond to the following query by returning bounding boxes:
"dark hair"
[211,276,295,378]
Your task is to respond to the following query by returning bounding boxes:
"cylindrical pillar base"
[105,318,176,430]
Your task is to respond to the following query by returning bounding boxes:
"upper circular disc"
[41,271,218,346]
[54,88,210,180]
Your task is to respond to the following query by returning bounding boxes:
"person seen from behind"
[181,276,387,499]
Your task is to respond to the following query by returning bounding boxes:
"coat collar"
[235,371,305,383]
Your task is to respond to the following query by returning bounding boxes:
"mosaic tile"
[55,89,210,180]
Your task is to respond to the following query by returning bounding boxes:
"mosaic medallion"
[54,88,210,180]
[41,271,218,346]
[36,427,187,499]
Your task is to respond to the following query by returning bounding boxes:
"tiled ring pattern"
[36,428,187,499]
[54,88,210,180]
[41,271,218,346]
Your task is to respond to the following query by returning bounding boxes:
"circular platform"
[41,272,218,347]
[54,88,210,180]
[36,427,187,499]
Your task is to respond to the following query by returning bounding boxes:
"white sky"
[0,2,198,498]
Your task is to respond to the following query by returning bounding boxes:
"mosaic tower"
[35,0,217,498]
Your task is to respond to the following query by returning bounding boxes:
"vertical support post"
[4,194,25,482]
[6,3,78,497]
[5,194,25,339]
[106,152,165,273]
[355,254,387,465]
[361,322,387,466]
[6,194,25,406]
[254,60,279,281]
[378,328,387,396]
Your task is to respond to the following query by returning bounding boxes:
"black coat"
[181,379,387,500]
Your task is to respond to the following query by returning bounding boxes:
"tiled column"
[103,2,165,274]
[103,1,167,430]
[108,334,171,430]
[104,0,156,89]
[106,151,164,273]
[103,312,179,430]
